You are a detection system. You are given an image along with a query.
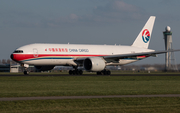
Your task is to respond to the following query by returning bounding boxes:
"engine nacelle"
[35,65,55,72]
[83,57,106,72]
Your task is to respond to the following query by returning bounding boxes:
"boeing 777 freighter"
[10,16,179,75]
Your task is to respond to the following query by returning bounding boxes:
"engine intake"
[83,57,106,71]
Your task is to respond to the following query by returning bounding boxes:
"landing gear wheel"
[103,70,107,75]
[72,70,76,75]
[75,70,79,75]
[79,70,83,75]
[107,70,111,75]
[22,64,29,75]
[24,71,29,75]
[97,70,111,75]
[69,70,73,75]
[97,72,102,75]
[69,69,83,75]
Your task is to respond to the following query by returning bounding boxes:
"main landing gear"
[97,70,111,75]
[69,66,83,75]
[69,70,83,75]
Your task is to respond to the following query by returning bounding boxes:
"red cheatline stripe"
[137,55,147,58]
[13,54,107,61]
[13,54,149,62]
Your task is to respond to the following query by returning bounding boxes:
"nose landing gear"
[24,69,29,75]
[21,64,29,75]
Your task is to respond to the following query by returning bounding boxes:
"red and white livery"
[11,16,178,75]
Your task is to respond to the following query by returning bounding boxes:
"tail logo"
[142,29,150,43]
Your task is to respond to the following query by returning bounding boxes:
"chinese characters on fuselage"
[45,48,89,52]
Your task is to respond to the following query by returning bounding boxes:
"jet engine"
[34,65,55,72]
[83,57,106,71]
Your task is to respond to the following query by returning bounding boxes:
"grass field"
[1,76,180,97]
[1,97,180,113]
[1,75,180,112]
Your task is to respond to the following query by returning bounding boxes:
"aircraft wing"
[103,49,180,63]
[104,49,180,59]
[75,49,180,64]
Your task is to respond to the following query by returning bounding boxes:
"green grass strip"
[0,97,180,113]
[1,76,180,97]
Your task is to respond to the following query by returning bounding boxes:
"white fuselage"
[12,43,154,66]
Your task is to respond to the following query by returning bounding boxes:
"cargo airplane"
[10,16,179,75]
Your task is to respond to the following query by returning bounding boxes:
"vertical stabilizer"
[131,16,156,49]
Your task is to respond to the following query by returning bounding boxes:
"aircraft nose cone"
[10,54,14,60]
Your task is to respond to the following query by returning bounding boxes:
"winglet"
[131,16,156,49]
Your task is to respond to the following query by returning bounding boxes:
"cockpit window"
[13,50,23,53]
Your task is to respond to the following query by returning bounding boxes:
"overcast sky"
[0,0,180,65]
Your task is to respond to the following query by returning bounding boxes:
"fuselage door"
[33,48,38,57]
